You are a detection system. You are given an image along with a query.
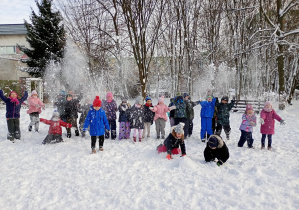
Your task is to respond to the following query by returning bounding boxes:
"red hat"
[93,96,102,107]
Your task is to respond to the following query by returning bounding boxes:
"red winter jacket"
[40,118,72,135]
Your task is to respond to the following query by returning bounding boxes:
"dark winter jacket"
[143,104,155,124]
[164,130,186,155]
[118,103,131,122]
[215,98,235,126]
[199,98,216,118]
[204,135,229,164]
[173,96,187,118]
[0,90,28,118]
[128,104,144,129]
[83,106,110,136]
[185,99,199,120]
[78,103,92,125]
[54,96,66,117]
[168,98,175,118]
[64,99,80,119]
[102,99,118,120]
[40,118,72,135]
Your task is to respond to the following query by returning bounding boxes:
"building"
[0,24,31,80]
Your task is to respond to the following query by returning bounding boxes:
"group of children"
[0,88,285,162]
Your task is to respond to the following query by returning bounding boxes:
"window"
[0,46,17,55]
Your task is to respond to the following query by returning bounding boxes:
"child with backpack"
[0,89,28,141]
[27,90,45,132]
[238,104,256,148]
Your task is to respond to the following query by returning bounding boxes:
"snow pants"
[7,118,20,141]
[155,118,166,138]
[238,130,254,148]
[188,119,194,137]
[29,112,40,132]
[119,122,130,140]
[105,119,116,139]
[143,122,151,138]
[215,123,231,137]
[201,117,213,140]
[261,134,272,147]
[91,135,105,149]
[42,134,63,144]
[66,117,79,136]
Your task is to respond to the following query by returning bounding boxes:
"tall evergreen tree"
[21,0,66,77]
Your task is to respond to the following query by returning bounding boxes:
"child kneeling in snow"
[82,96,110,153]
[156,123,186,160]
[204,135,229,166]
[40,111,72,144]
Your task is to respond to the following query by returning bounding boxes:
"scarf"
[9,97,19,105]
[145,103,152,107]
[263,107,272,112]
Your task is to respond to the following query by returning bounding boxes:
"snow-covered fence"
[232,99,265,114]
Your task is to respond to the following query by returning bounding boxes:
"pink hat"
[158,96,165,103]
[264,101,272,107]
[31,90,37,95]
[246,104,253,111]
[106,92,113,99]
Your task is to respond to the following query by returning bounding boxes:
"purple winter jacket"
[102,99,118,120]
[239,113,256,132]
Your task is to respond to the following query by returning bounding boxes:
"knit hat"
[206,95,213,100]
[51,110,60,121]
[183,93,189,98]
[9,91,18,97]
[135,96,143,105]
[221,96,229,102]
[145,96,152,102]
[246,104,253,112]
[106,92,113,99]
[264,101,272,107]
[93,96,102,107]
[208,136,219,148]
[31,90,37,95]
[174,123,185,134]
[60,90,66,95]
[158,96,165,103]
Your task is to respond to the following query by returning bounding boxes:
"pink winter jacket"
[152,103,170,121]
[27,96,45,114]
[260,109,282,135]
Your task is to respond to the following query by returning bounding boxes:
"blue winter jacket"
[199,98,216,118]
[83,106,110,136]
[0,90,28,118]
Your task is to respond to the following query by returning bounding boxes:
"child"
[143,97,155,139]
[128,96,144,142]
[215,96,235,140]
[184,93,200,138]
[168,97,176,127]
[0,89,28,141]
[40,111,72,144]
[102,92,118,140]
[78,98,92,136]
[204,135,229,166]
[156,123,186,160]
[238,104,256,148]
[64,94,81,138]
[199,95,216,142]
[118,98,131,140]
[27,90,45,132]
[260,101,285,150]
[54,90,66,122]
[173,95,187,137]
[82,96,110,153]
[151,96,175,139]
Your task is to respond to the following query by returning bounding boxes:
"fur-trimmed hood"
[208,134,224,148]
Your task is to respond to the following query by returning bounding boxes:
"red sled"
[157,144,181,154]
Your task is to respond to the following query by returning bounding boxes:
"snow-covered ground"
[0,99,298,210]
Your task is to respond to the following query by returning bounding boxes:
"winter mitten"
[149,107,154,110]
[166,154,173,160]
[35,104,40,107]
[169,105,176,110]
[216,160,223,166]
[81,131,86,137]
[42,106,45,110]
[280,119,285,125]
[260,118,265,125]
[105,129,109,133]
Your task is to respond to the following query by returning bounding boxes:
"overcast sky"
[0,0,38,24]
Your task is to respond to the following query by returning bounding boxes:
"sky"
[0,0,38,24]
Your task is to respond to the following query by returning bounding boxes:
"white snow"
[0,99,299,209]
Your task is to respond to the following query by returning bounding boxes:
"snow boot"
[99,147,104,151]
[201,139,206,143]
[28,126,32,132]
[92,148,96,154]
[261,145,265,150]
[133,136,137,142]
[75,130,79,136]
[139,138,142,142]
[67,133,71,138]
[268,146,272,151]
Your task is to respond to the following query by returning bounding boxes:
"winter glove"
[149,107,154,110]
[280,119,285,125]
[166,154,173,160]
[260,118,265,125]
[35,104,40,107]
[216,160,223,166]
[105,129,109,133]
[81,131,86,137]
[169,105,176,110]
[42,106,45,110]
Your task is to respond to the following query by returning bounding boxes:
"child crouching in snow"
[204,135,229,166]
[82,96,110,153]
[156,123,186,160]
[27,90,45,132]
[40,111,72,144]
[238,104,256,148]
[260,101,285,150]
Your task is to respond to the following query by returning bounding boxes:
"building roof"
[0,24,27,35]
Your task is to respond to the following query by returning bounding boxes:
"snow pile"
[0,100,298,209]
